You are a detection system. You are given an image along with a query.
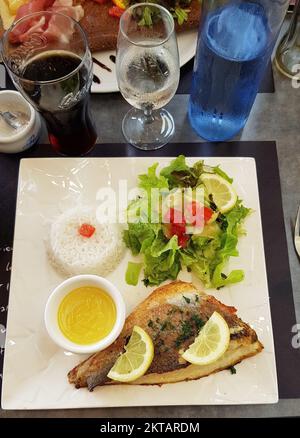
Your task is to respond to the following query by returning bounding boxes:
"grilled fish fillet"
[68,281,263,390]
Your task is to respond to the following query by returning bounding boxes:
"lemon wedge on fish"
[181,311,230,365]
[200,173,237,213]
[107,326,154,382]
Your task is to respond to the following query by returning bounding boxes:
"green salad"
[123,155,250,289]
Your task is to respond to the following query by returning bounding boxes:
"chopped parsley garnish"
[156,339,165,349]
[143,278,150,287]
[183,295,191,304]
[161,321,168,331]
[167,307,177,316]
[229,366,237,375]
[160,319,175,331]
[174,311,206,348]
[175,320,193,347]
[147,319,155,329]
[191,314,204,331]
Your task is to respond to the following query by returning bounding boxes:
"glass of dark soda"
[2,11,97,156]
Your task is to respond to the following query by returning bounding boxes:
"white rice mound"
[47,207,125,277]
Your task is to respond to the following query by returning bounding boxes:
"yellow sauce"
[57,286,116,345]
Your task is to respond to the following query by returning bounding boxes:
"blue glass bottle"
[189,0,289,142]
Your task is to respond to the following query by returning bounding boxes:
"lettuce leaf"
[179,202,250,288]
[226,202,251,232]
[212,165,233,183]
[191,260,212,287]
[150,231,179,257]
[143,232,180,285]
[138,163,169,194]
[143,249,181,286]
[123,222,156,255]
[160,155,190,184]
[160,155,203,188]
[124,225,181,286]
[126,262,143,286]
[209,202,250,288]
[212,263,245,289]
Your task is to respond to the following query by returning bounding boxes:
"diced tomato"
[187,201,213,226]
[78,223,96,238]
[112,0,126,9]
[168,207,186,225]
[108,5,124,18]
[190,201,198,217]
[171,222,186,236]
[203,206,213,222]
[178,234,189,248]
[163,208,189,248]
[93,0,109,4]
[162,203,213,248]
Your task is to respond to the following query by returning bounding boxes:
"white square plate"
[2,157,278,409]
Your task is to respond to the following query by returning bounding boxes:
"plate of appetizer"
[0,0,200,93]
[2,156,278,409]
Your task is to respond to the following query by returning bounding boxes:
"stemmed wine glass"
[116,3,180,150]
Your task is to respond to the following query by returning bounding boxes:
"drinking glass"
[275,0,300,79]
[1,11,97,156]
[116,3,180,150]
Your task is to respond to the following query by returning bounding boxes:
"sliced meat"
[51,0,84,20]
[9,0,84,43]
[45,0,84,42]
[9,0,54,43]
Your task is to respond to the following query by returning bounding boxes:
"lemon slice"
[200,173,237,213]
[181,311,230,366]
[107,326,154,382]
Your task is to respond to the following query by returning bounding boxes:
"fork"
[295,206,300,258]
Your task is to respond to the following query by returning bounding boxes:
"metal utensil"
[0,110,30,130]
[295,206,300,258]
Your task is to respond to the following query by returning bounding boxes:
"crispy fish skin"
[68,281,263,390]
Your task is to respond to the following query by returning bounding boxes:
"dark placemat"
[0,141,298,404]
[0,60,275,94]
[177,59,275,94]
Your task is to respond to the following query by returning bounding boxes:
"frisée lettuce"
[123,156,250,288]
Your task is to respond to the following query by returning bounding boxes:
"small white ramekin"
[0,90,41,154]
[44,275,126,354]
